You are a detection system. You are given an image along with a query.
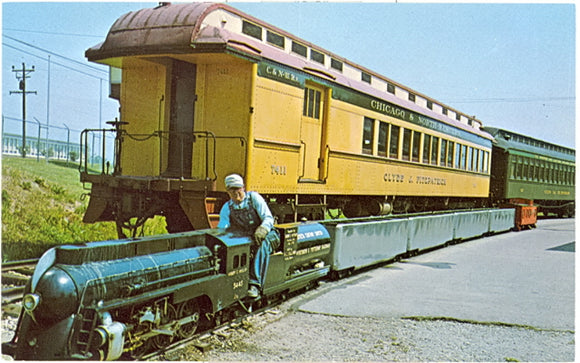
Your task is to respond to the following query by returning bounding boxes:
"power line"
[3,28,103,39]
[447,96,574,104]
[2,42,108,81]
[3,34,107,74]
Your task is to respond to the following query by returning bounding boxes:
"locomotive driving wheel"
[151,303,178,349]
[176,300,200,338]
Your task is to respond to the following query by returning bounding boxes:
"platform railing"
[80,124,246,181]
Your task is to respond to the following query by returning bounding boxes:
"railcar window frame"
[311,49,325,65]
[447,141,454,167]
[378,122,388,157]
[331,58,343,72]
[362,117,374,155]
[292,41,308,57]
[460,145,467,170]
[422,134,431,164]
[266,30,285,48]
[440,139,448,166]
[431,137,439,166]
[402,128,412,161]
[412,131,421,162]
[389,125,400,159]
[362,72,371,84]
[303,86,321,119]
[242,20,263,41]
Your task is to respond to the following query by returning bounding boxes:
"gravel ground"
[160,285,575,362]
[3,291,575,362]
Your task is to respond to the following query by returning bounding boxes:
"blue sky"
[2,2,575,148]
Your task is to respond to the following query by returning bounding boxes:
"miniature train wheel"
[151,304,178,349]
[177,300,200,338]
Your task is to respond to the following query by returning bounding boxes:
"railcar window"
[242,20,262,40]
[523,159,529,180]
[241,253,247,266]
[442,108,448,116]
[378,122,388,157]
[516,157,523,179]
[233,255,240,269]
[387,83,395,94]
[408,93,416,103]
[483,151,489,174]
[292,41,307,57]
[267,30,285,48]
[362,72,371,84]
[477,150,483,173]
[466,147,472,171]
[412,131,421,162]
[423,134,431,164]
[440,139,447,166]
[447,141,454,167]
[331,58,343,72]
[311,49,325,64]
[456,114,461,121]
[455,144,461,169]
[303,87,321,119]
[389,125,400,159]
[362,117,374,155]
[431,137,439,166]
[427,100,433,110]
[402,129,412,161]
[460,145,467,170]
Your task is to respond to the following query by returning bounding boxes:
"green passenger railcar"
[484,127,575,217]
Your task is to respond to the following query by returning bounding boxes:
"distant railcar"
[484,127,575,217]
[80,2,493,236]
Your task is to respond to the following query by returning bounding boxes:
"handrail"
[79,125,246,182]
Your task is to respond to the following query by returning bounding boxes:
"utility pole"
[10,62,37,158]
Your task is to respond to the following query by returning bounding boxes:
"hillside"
[2,157,140,261]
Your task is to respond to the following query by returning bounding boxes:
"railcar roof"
[483,127,575,162]
[86,2,492,141]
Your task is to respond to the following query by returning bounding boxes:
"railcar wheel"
[152,304,177,349]
[177,300,200,338]
[129,338,153,360]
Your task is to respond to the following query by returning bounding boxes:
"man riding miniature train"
[217,174,281,298]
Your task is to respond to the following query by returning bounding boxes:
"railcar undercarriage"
[82,173,489,238]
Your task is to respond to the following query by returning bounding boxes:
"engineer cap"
[225,174,244,189]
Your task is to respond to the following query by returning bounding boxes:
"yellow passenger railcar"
[82,3,493,235]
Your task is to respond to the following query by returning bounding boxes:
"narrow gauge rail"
[4,208,516,360]
[2,259,37,306]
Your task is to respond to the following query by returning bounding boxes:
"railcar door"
[300,83,328,181]
[165,60,196,178]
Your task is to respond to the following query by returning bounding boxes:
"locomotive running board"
[263,266,330,297]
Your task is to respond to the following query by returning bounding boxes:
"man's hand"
[253,225,269,245]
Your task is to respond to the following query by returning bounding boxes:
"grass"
[2,156,121,261]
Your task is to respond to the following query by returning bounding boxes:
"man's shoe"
[248,285,260,298]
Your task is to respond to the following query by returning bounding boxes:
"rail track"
[2,259,37,306]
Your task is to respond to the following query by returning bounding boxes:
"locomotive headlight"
[23,293,41,312]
